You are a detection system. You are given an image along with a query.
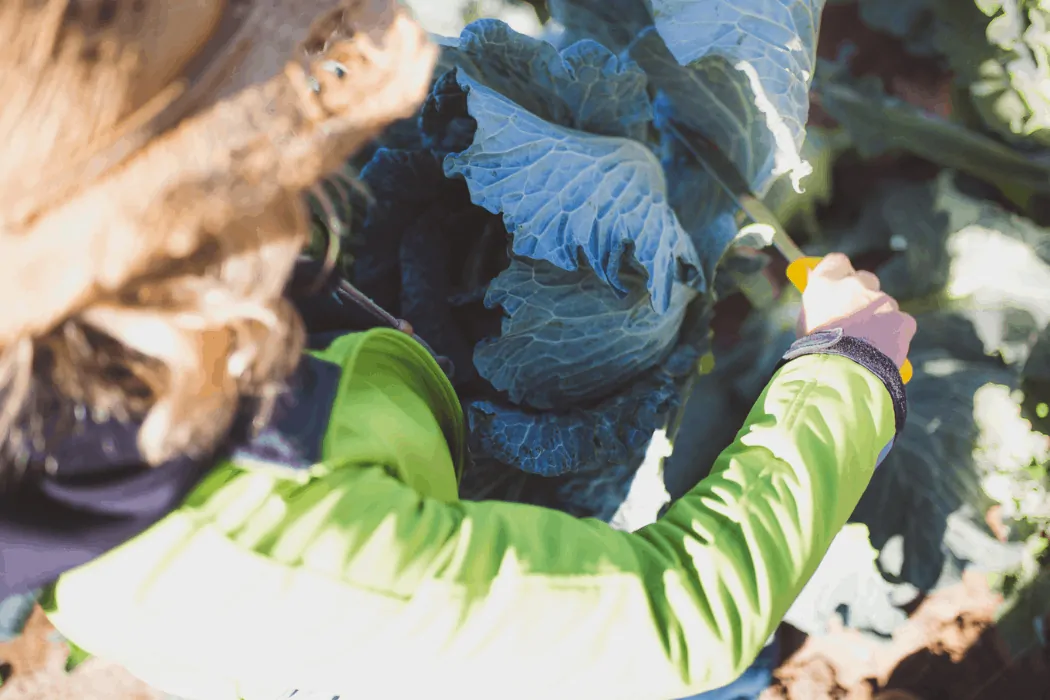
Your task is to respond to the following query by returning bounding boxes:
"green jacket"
[41,327,899,700]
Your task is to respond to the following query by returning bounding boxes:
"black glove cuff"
[774,328,908,436]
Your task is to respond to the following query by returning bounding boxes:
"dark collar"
[0,353,342,599]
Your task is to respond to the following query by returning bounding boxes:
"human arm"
[42,260,914,700]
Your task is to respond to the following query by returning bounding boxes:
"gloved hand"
[796,253,917,369]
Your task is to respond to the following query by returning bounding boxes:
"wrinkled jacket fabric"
[28,326,897,700]
[0,258,902,700]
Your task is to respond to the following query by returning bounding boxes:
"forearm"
[629,353,898,691]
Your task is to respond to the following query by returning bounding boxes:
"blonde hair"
[0,0,436,481]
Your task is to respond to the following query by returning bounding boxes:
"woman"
[0,1,916,698]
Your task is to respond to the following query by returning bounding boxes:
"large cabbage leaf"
[443,69,702,313]
[468,343,691,478]
[620,0,824,286]
[640,0,823,192]
[475,258,695,409]
[466,300,713,512]
[630,43,751,279]
[445,19,653,140]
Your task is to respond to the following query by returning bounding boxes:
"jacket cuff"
[774,328,908,437]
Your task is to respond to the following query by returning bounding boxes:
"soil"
[763,573,1050,700]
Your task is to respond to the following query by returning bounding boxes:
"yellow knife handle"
[786,257,914,384]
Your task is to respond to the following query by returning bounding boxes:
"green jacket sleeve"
[44,344,896,700]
